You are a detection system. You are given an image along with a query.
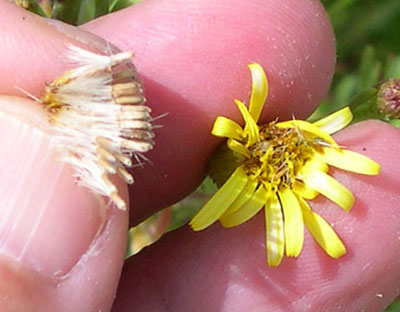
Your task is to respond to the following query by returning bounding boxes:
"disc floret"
[190,63,380,266]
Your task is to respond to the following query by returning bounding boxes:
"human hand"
[0,0,399,311]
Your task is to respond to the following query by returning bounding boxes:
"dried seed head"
[42,45,154,210]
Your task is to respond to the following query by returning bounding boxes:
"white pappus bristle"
[42,45,154,210]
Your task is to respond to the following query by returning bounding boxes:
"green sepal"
[348,88,385,123]
[208,143,245,188]
[388,119,400,128]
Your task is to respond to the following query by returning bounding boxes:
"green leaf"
[51,0,141,25]
[385,55,400,79]
[27,2,48,16]
[208,144,245,188]
[358,45,381,90]
[333,74,359,108]
[77,0,97,25]
[348,88,378,111]
[385,299,400,311]
[388,119,400,128]
[109,0,142,12]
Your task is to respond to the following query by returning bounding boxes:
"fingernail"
[0,100,107,277]
[44,18,121,54]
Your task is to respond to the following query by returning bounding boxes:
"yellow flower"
[190,63,380,266]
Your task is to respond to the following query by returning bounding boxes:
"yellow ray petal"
[220,184,268,228]
[190,167,248,231]
[302,171,354,211]
[320,147,380,175]
[276,119,338,148]
[235,99,259,146]
[279,189,304,257]
[265,194,284,266]
[292,180,319,200]
[222,178,258,216]
[313,107,353,134]
[227,138,251,158]
[298,198,346,258]
[297,157,329,179]
[248,63,268,123]
[212,116,244,140]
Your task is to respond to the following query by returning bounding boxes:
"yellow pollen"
[243,122,319,189]
[190,63,380,266]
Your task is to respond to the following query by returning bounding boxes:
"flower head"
[42,45,154,210]
[190,63,380,266]
[377,78,400,119]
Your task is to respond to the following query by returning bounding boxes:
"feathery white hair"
[42,45,154,210]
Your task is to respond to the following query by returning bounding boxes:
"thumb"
[82,0,336,223]
[0,97,128,311]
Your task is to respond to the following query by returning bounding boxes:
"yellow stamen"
[190,63,380,266]
[277,119,338,148]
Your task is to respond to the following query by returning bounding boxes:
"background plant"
[17,0,400,309]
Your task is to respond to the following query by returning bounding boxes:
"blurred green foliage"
[19,0,142,24]
[51,0,142,25]
[386,299,400,312]
[17,0,400,309]
[323,0,400,66]
[312,0,400,120]
[166,177,216,232]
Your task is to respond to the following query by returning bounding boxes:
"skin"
[0,0,398,311]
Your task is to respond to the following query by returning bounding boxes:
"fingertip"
[85,0,335,119]
[114,121,400,311]
[307,120,400,310]
[83,0,336,220]
[0,2,115,96]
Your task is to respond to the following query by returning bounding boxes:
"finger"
[82,0,336,222]
[0,1,117,96]
[0,96,128,311]
[113,121,400,311]
[0,2,140,223]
